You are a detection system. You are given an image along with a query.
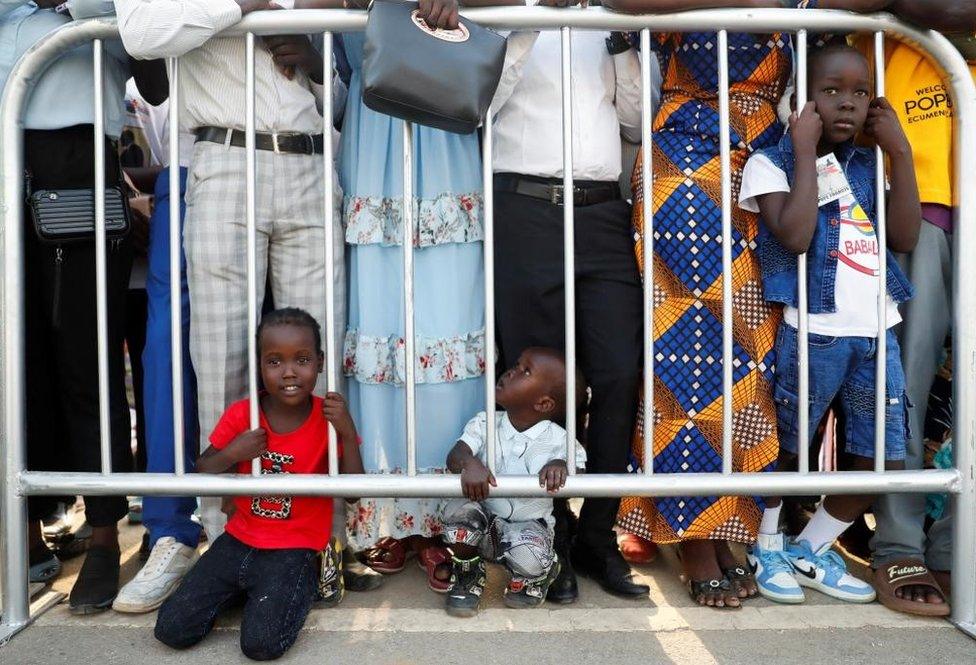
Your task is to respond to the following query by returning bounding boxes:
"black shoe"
[505,559,561,609]
[445,556,486,618]
[342,546,384,592]
[572,543,650,599]
[68,546,120,615]
[545,553,578,604]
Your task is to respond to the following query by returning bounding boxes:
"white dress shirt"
[114,0,327,134]
[491,30,650,182]
[459,411,586,524]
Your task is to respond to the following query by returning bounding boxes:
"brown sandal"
[873,559,950,617]
[362,536,410,574]
[417,545,452,593]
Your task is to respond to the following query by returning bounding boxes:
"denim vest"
[755,135,914,312]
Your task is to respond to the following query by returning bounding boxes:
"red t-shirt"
[210,396,339,551]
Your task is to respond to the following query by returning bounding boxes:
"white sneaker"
[112,537,199,613]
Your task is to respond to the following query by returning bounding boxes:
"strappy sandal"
[417,545,452,593]
[723,565,758,598]
[687,578,741,610]
[362,536,410,574]
[874,559,951,617]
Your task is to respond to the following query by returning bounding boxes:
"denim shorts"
[772,323,910,461]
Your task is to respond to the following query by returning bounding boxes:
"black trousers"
[494,183,643,552]
[155,533,317,661]
[24,125,134,526]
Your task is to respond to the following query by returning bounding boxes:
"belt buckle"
[550,185,564,206]
[271,132,282,154]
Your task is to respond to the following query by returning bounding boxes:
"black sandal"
[687,578,741,609]
[723,565,758,598]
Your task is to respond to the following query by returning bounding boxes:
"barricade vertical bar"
[717,30,733,475]
[245,33,260,476]
[483,111,497,474]
[0,55,29,634]
[403,121,417,477]
[873,31,887,472]
[322,34,339,476]
[561,27,577,473]
[640,29,654,475]
[93,39,111,475]
[796,29,811,475]
[168,58,185,476]
[949,28,976,632]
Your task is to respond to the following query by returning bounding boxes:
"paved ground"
[2,511,970,665]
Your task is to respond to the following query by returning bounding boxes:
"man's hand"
[537,0,587,7]
[416,0,460,29]
[226,427,268,464]
[238,0,276,14]
[323,392,358,442]
[538,459,568,494]
[865,97,911,156]
[460,457,496,501]
[790,101,823,156]
[263,33,324,82]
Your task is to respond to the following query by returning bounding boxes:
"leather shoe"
[546,552,579,604]
[572,542,650,599]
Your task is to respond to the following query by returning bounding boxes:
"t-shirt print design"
[251,450,295,520]
[837,198,880,277]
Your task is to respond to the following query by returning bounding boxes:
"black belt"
[194,126,324,155]
[494,174,621,207]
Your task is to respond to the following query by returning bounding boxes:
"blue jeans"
[773,322,910,461]
[154,533,317,661]
[142,167,201,549]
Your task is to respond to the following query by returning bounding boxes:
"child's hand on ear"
[539,459,568,494]
[865,97,911,156]
[790,101,823,156]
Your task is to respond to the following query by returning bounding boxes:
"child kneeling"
[154,308,364,660]
[739,44,921,605]
[440,347,586,617]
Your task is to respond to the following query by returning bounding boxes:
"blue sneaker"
[746,533,804,604]
[785,539,876,603]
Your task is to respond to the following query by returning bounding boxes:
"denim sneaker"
[785,539,876,603]
[746,533,804,604]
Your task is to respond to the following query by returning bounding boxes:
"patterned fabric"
[184,141,345,543]
[617,31,794,545]
[344,193,483,247]
[342,328,485,386]
[346,489,447,550]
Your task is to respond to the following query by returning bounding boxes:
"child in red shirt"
[154,308,364,661]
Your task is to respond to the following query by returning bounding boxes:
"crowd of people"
[3,0,975,659]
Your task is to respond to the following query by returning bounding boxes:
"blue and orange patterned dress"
[617,27,805,545]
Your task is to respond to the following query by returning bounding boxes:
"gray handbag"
[362,0,506,134]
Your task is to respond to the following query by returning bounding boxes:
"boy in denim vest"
[737,44,921,605]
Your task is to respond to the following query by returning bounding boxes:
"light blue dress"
[338,33,486,550]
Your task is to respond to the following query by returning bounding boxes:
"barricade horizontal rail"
[2,5,975,643]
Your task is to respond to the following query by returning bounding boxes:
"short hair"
[807,42,870,83]
[256,307,322,356]
[531,348,588,422]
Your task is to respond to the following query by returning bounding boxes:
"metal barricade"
[1,6,974,643]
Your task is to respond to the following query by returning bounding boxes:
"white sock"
[796,506,853,553]
[759,504,782,536]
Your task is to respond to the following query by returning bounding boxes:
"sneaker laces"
[140,540,182,577]
[759,547,795,575]
[812,548,848,577]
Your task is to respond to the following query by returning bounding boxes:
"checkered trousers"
[183,141,345,541]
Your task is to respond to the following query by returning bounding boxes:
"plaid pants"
[184,142,345,540]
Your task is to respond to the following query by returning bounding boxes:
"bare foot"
[681,540,740,609]
[715,540,757,598]
[894,584,946,605]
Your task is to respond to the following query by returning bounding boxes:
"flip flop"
[687,578,741,610]
[873,559,950,617]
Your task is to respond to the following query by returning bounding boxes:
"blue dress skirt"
[338,33,486,550]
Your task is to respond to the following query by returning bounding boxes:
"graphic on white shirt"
[738,151,900,337]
